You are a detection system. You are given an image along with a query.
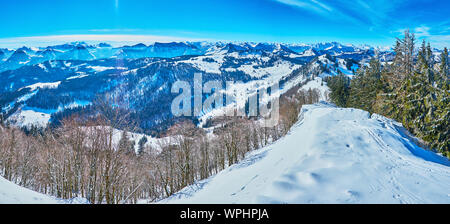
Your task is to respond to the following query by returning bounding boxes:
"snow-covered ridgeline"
[161,102,450,204]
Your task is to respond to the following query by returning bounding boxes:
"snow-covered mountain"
[1,49,32,71]
[161,102,450,204]
[0,41,390,72]
[0,48,14,62]
[0,41,387,133]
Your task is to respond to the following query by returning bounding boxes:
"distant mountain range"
[0,41,397,73]
[0,41,395,134]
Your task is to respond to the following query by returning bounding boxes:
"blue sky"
[0,0,449,48]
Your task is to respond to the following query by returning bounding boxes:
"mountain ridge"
[1,40,368,133]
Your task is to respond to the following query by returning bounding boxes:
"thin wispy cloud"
[272,0,449,48]
[395,25,450,48]
[275,0,331,15]
[88,29,141,33]
[273,0,399,27]
[414,26,431,38]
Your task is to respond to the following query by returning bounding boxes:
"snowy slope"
[6,109,51,127]
[0,176,60,204]
[300,77,329,101]
[0,175,89,204]
[161,103,450,204]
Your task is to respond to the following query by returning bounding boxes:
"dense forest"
[327,30,449,158]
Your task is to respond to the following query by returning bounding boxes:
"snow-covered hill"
[161,103,450,204]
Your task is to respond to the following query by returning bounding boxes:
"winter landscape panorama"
[0,0,449,209]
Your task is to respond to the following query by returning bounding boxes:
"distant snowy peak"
[16,46,35,55]
[97,42,112,48]
[0,48,14,61]
[35,48,60,61]
[311,42,343,51]
[222,43,248,53]
[298,48,317,57]
[253,43,278,52]
[59,45,95,60]
[131,43,147,48]
[149,42,199,54]
[277,44,298,54]
[153,41,194,48]
[112,42,203,59]
[7,49,31,64]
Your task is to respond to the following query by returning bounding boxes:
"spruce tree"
[439,47,449,85]
[327,73,350,107]
[347,57,382,112]
[417,40,428,71]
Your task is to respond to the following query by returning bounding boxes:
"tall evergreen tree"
[439,47,449,85]
[426,42,434,68]
[391,30,415,87]
[417,40,435,83]
[327,73,350,107]
[347,57,382,112]
[417,40,428,70]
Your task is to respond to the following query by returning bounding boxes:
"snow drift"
[0,175,90,204]
[162,102,450,204]
[0,176,60,204]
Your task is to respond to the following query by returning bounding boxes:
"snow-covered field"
[300,77,330,101]
[80,126,180,154]
[6,100,91,128]
[6,109,51,127]
[161,102,450,204]
[108,127,180,153]
[20,81,61,91]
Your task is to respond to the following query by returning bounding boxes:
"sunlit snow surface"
[0,176,88,204]
[0,176,58,204]
[299,77,330,101]
[161,103,450,204]
[21,81,61,91]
